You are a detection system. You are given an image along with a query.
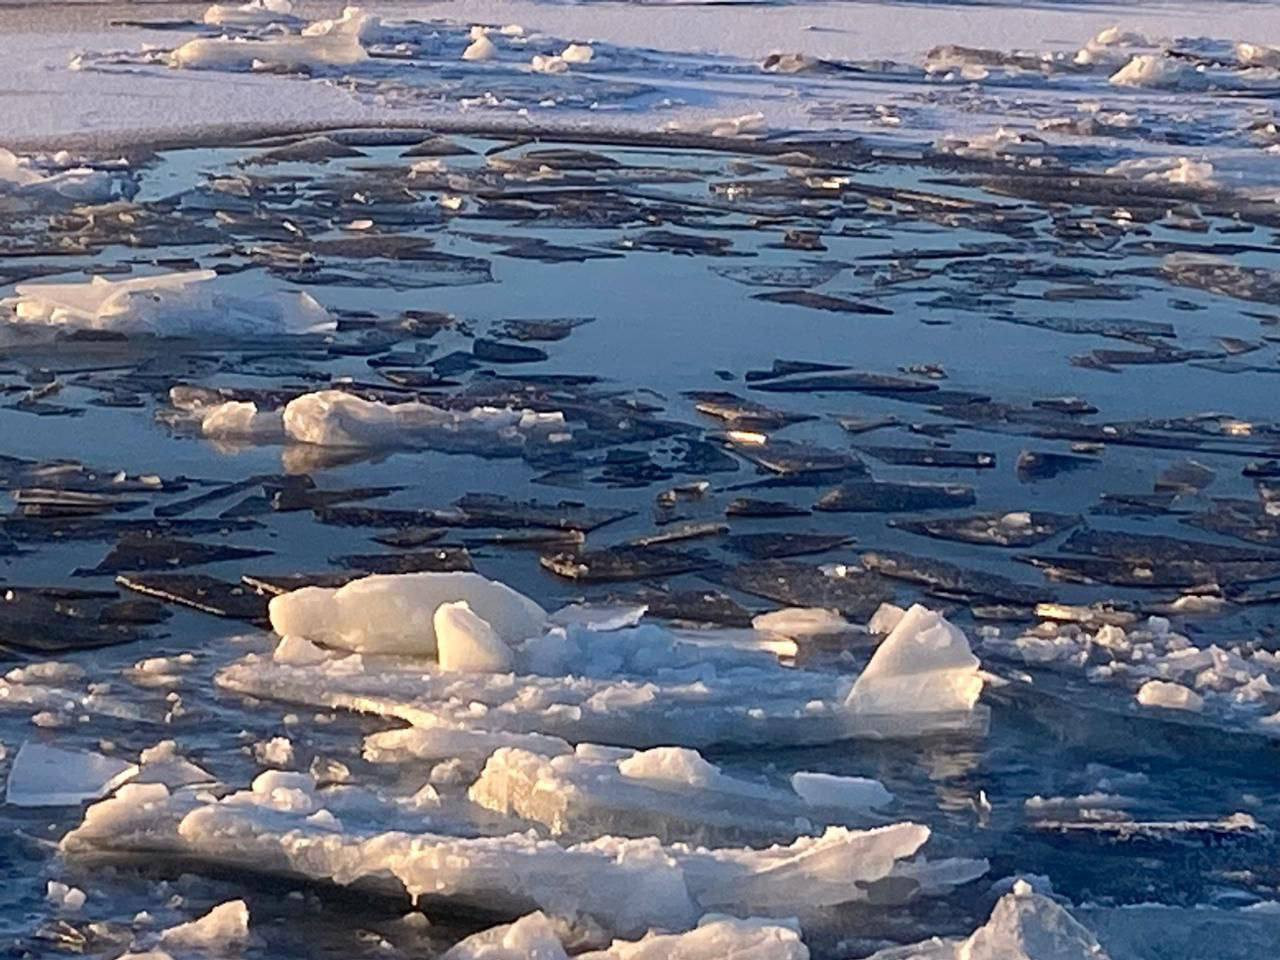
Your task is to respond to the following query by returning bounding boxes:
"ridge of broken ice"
[220,576,987,747]
[3,270,334,338]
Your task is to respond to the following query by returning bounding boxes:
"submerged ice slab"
[4,270,334,338]
[61,779,976,938]
[5,741,138,807]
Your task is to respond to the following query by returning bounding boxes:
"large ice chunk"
[5,741,139,807]
[281,389,566,450]
[845,605,983,717]
[5,270,334,337]
[269,571,548,656]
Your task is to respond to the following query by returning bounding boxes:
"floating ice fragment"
[752,607,851,637]
[46,881,86,913]
[269,571,547,656]
[252,736,295,767]
[846,605,983,716]
[531,54,569,74]
[790,772,893,811]
[867,603,906,635]
[5,741,138,807]
[280,390,564,449]
[463,34,497,62]
[617,746,722,789]
[159,900,251,952]
[1136,679,1204,712]
[436,602,516,673]
[5,271,334,338]
[561,43,594,64]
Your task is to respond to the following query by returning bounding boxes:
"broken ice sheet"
[5,741,138,807]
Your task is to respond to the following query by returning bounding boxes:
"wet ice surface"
[5,10,1280,954]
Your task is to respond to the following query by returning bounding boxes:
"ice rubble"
[5,741,138,807]
[981,616,1280,733]
[862,880,1109,959]
[444,911,808,960]
[171,6,377,71]
[3,270,334,338]
[61,775,981,938]
[469,744,894,842]
[269,571,548,656]
[0,147,134,203]
[220,581,986,747]
[279,390,568,449]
